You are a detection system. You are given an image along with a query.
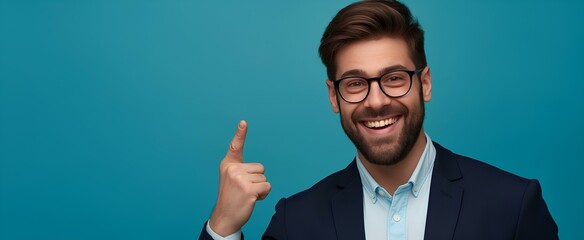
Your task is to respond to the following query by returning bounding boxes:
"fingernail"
[239,120,245,128]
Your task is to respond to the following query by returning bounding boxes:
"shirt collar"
[356,154,380,203]
[409,132,436,197]
[356,132,436,201]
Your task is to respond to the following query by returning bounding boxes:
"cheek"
[403,85,425,113]
[339,104,359,125]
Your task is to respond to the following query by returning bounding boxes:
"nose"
[363,80,392,109]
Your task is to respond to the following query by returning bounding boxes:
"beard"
[339,92,425,166]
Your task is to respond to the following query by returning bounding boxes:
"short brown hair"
[319,0,426,80]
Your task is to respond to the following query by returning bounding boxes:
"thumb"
[224,120,248,163]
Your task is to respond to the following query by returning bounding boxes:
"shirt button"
[393,214,401,222]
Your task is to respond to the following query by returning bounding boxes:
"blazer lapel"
[424,142,464,240]
[331,160,366,240]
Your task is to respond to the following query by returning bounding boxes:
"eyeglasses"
[333,68,424,103]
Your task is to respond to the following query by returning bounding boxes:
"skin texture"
[208,120,272,237]
[326,37,433,194]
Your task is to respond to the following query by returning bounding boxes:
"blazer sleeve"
[262,198,288,240]
[514,179,559,240]
[198,221,214,240]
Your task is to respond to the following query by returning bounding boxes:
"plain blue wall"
[1,0,582,239]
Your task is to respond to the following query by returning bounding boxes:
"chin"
[361,144,406,166]
[358,123,422,166]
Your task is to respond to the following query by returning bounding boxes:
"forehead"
[335,37,414,78]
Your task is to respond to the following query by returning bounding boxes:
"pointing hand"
[208,120,272,237]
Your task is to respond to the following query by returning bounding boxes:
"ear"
[326,79,340,113]
[421,66,432,102]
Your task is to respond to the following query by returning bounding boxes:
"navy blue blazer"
[200,142,558,239]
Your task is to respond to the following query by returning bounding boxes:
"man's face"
[326,37,432,166]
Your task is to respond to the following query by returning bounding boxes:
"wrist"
[209,214,239,237]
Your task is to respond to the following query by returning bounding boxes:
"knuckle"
[248,162,264,173]
[233,173,245,182]
[229,142,239,151]
[224,164,239,175]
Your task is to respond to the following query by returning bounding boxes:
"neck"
[358,129,427,195]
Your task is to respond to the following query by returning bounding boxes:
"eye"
[381,72,409,87]
[385,73,406,81]
[340,78,368,93]
[346,79,365,87]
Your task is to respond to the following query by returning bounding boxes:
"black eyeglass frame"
[333,68,425,103]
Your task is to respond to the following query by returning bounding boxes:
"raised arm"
[200,120,272,239]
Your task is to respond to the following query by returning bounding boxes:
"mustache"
[353,104,406,120]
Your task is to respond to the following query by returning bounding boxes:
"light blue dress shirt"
[356,133,436,240]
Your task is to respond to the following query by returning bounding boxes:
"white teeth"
[365,117,398,128]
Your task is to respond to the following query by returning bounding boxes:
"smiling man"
[200,1,558,239]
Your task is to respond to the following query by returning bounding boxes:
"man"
[200,0,558,239]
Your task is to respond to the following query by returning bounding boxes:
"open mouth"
[363,116,399,129]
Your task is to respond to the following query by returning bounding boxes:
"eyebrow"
[338,64,409,79]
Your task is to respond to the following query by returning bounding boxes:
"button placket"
[387,185,409,239]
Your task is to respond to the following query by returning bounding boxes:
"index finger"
[224,120,248,162]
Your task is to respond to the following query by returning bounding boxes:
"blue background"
[1,0,582,239]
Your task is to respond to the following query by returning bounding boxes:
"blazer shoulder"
[429,142,558,239]
[434,142,531,186]
[286,160,358,204]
